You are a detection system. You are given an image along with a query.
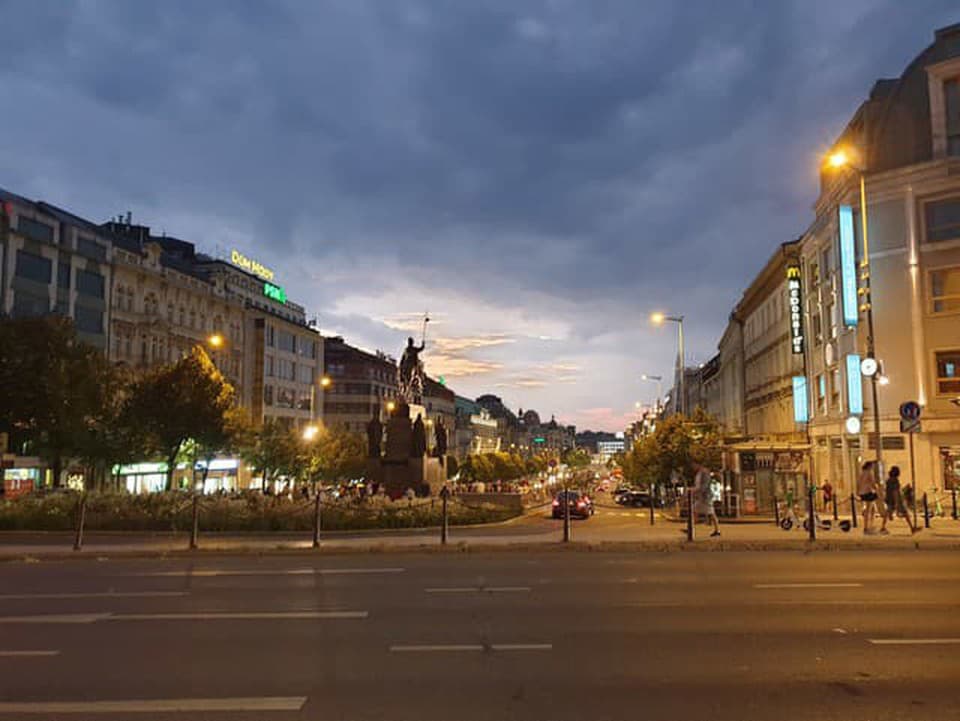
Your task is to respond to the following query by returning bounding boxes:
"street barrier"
[648,484,655,526]
[773,497,780,528]
[923,492,931,529]
[189,493,200,550]
[807,486,816,542]
[850,493,858,529]
[686,491,694,542]
[73,493,87,551]
[832,493,838,521]
[952,488,958,521]
[440,486,449,545]
[311,492,322,548]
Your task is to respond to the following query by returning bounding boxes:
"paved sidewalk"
[1,514,958,558]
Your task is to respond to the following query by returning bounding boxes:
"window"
[263,385,274,406]
[830,368,841,411]
[278,359,295,380]
[265,355,275,377]
[15,250,52,283]
[12,291,48,317]
[931,267,960,313]
[53,299,69,316]
[17,217,54,243]
[297,391,312,412]
[808,261,819,288]
[276,387,295,408]
[820,246,833,279]
[935,350,960,395]
[277,330,295,353]
[925,197,960,243]
[300,339,316,358]
[298,364,313,384]
[266,324,275,347]
[826,300,837,339]
[946,78,960,157]
[74,306,103,334]
[76,269,105,298]
[812,312,823,346]
[76,236,107,261]
[57,262,71,289]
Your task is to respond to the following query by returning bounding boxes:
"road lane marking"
[490,643,552,651]
[137,567,404,577]
[868,638,960,645]
[0,651,60,657]
[0,696,307,713]
[390,644,483,652]
[0,591,187,600]
[110,611,367,621]
[424,586,531,593]
[0,614,109,624]
[753,583,864,589]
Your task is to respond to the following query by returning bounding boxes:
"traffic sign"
[900,418,921,434]
[899,401,922,421]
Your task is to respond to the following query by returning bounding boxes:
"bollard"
[73,494,87,552]
[189,493,200,550]
[773,497,780,528]
[686,489,694,542]
[807,485,817,542]
[440,487,449,545]
[563,490,571,543]
[850,493,858,529]
[832,493,839,521]
[923,492,931,529]
[648,484,655,526]
[952,488,958,521]
[312,491,322,549]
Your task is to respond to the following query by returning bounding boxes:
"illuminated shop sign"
[230,249,275,282]
[263,281,287,304]
[838,205,858,327]
[792,376,809,423]
[786,264,804,354]
[846,354,863,415]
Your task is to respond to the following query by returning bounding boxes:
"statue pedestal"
[373,401,441,497]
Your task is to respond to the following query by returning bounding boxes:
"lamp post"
[640,374,664,415]
[826,149,883,478]
[650,313,685,415]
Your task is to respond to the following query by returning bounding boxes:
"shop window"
[930,267,960,314]
[935,350,960,395]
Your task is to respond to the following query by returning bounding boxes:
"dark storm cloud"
[1,0,957,428]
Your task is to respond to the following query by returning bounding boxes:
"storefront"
[193,458,241,493]
[114,462,168,494]
[941,445,960,490]
[2,467,43,498]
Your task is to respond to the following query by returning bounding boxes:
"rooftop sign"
[230,249,275,282]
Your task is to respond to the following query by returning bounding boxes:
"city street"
[0,549,958,720]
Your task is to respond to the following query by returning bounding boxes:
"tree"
[0,316,121,487]
[620,409,723,490]
[562,448,591,469]
[239,419,299,493]
[302,425,366,487]
[123,347,236,491]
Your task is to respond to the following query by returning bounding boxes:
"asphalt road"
[0,550,958,720]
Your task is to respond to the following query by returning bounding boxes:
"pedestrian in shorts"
[880,466,918,535]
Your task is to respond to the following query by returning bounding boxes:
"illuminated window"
[930,267,960,313]
[935,350,960,395]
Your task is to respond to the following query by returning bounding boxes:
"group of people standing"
[857,461,920,535]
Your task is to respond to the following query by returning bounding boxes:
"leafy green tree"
[239,419,299,493]
[620,409,723,490]
[302,425,366,487]
[123,347,236,491]
[0,316,120,487]
[562,448,591,469]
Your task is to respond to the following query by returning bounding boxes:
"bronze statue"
[434,416,448,458]
[398,336,425,403]
[411,413,427,458]
[366,414,383,458]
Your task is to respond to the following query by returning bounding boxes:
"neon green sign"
[263,282,287,304]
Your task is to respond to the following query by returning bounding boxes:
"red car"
[552,491,594,519]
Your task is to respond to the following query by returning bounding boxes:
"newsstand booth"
[727,443,811,515]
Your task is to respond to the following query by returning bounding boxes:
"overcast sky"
[2,1,957,431]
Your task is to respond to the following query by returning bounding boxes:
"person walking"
[880,466,918,535]
[857,461,880,535]
[822,480,834,513]
[692,461,720,537]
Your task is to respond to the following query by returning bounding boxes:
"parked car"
[616,490,655,508]
[552,491,594,519]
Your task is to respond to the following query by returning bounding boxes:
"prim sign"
[786,264,804,354]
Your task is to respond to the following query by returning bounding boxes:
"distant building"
[454,395,500,456]
[322,336,398,433]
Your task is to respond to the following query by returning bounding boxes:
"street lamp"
[320,375,332,388]
[302,424,319,442]
[206,333,225,349]
[640,374,664,414]
[650,313,685,415]
[826,147,883,477]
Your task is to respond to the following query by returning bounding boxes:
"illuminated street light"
[827,149,849,168]
[207,333,224,349]
[302,425,319,441]
[386,401,396,413]
[320,375,332,388]
[649,313,685,415]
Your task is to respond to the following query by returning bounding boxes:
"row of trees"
[0,316,365,491]
[615,409,723,489]
[457,451,553,484]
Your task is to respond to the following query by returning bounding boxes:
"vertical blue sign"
[846,354,863,415]
[792,376,809,423]
[838,205,858,327]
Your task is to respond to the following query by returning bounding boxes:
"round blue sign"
[899,401,921,421]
